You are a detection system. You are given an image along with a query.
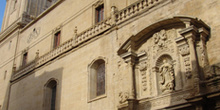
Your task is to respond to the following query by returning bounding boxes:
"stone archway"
[117,16,210,110]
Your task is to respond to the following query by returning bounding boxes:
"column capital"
[199,27,209,42]
[120,51,137,64]
[179,25,198,42]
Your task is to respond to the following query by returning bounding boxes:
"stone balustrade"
[115,0,162,23]
[12,60,36,79]
[12,38,74,81]
[12,0,165,81]
[37,38,74,67]
[76,17,112,44]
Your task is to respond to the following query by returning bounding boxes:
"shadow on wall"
[117,16,220,110]
[2,67,64,110]
[136,60,220,110]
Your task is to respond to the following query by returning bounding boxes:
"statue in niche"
[159,60,175,93]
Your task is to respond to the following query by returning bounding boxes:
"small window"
[89,59,106,101]
[95,4,104,23]
[22,52,28,66]
[53,31,61,49]
[44,79,57,110]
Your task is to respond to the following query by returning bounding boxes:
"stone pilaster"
[198,27,210,80]
[120,51,138,110]
[179,26,203,95]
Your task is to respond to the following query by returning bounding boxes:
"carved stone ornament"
[139,62,148,91]
[119,91,129,104]
[53,25,62,33]
[204,64,220,80]
[184,57,192,79]
[27,27,41,43]
[152,29,175,58]
[139,61,147,71]
[179,44,190,56]
[199,45,209,67]
[159,59,175,93]
[153,30,167,48]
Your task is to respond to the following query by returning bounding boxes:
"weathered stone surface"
[0,0,220,110]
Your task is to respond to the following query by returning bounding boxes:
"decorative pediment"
[117,16,212,98]
[117,16,210,56]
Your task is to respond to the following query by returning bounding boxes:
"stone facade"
[0,0,220,110]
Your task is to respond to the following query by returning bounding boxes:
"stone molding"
[117,15,210,109]
[11,1,210,89]
[12,0,169,81]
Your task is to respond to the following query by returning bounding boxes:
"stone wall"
[0,0,220,110]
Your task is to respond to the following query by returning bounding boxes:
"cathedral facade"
[0,0,220,110]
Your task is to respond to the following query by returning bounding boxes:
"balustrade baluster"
[141,0,144,9]
[123,10,127,18]
[137,3,140,11]
[86,31,88,38]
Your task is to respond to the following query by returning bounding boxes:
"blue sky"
[0,0,6,30]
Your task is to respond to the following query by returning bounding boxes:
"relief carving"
[204,64,220,80]
[179,44,190,56]
[119,91,129,104]
[200,46,207,66]
[27,27,41,43]
[153,30,167,48]
[139,62,148,91]
[159,60,175,93]
[184,57,192,79]
[152,29,175,59]
[178,43,192,79]
[204,65,215,79]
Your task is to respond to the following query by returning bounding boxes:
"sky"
[0,0,6,30]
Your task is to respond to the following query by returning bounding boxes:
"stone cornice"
[11,0,188,82]
[20,0,65,33]
[0,18,20,43]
